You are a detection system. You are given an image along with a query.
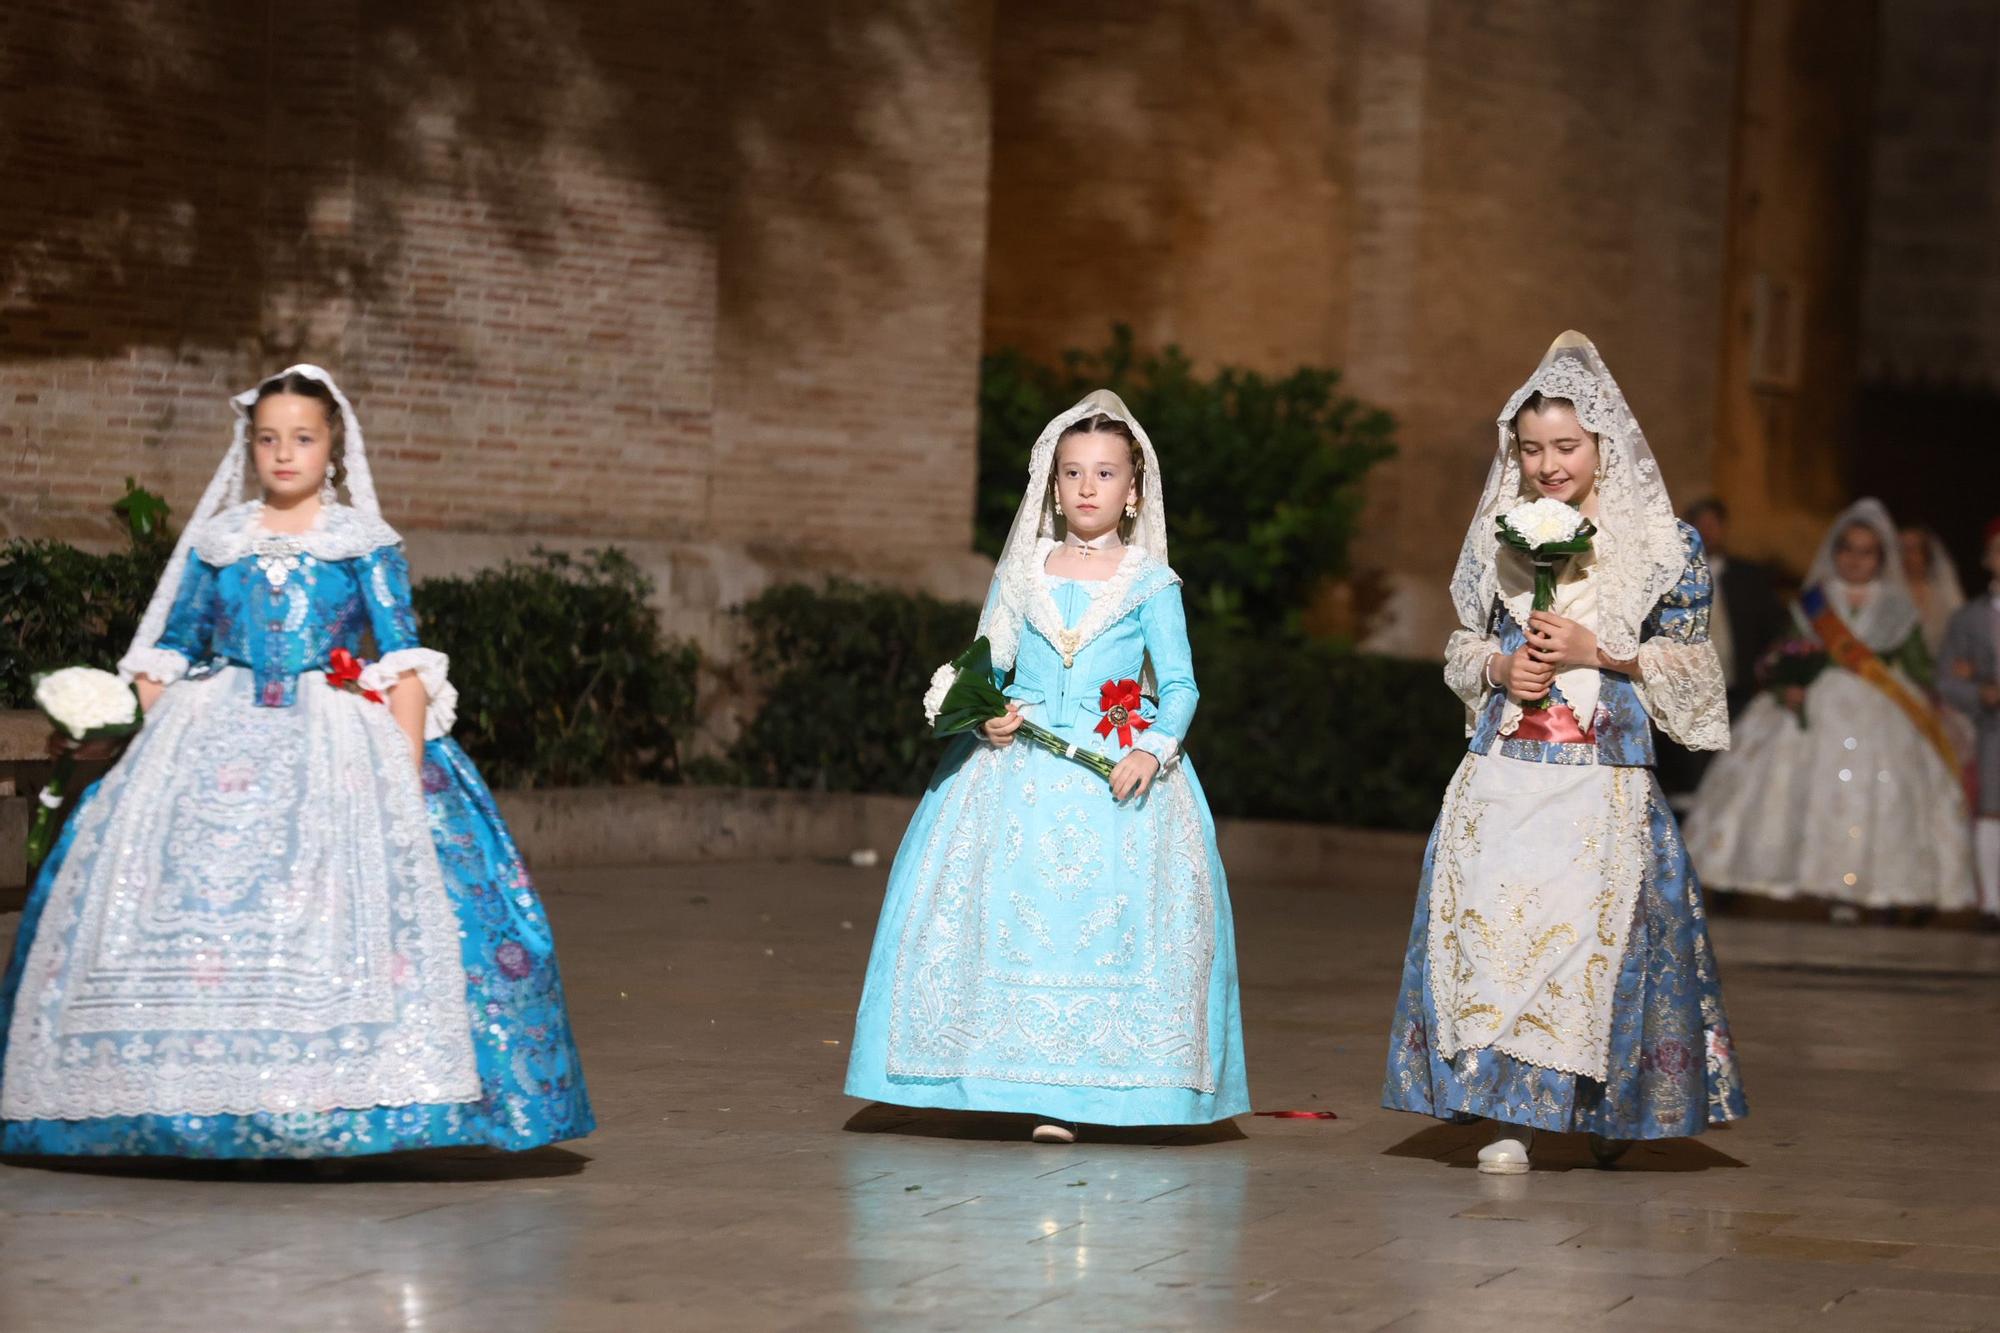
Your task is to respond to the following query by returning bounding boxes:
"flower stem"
[24,751,75,880]
[1015,719,1116,781]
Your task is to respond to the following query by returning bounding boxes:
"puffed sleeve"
[1632,525,1730,751]
[1444,626,1501,725]
[353,544,457,740]
[120,557,220,684]
[1133,582,1198,768]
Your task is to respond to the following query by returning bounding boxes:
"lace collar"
[191,500,403,566]
[991,538,1172,668]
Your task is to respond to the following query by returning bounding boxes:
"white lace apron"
[1425,754,1650,1079]
[3,668,479,1120]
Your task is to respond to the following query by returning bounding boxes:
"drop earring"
[1124,501,1138,519]
[321,473,337,506]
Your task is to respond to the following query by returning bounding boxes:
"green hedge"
[1190,627,1462,829]
[412,549,698,788]
[724,581,1462,830]
[721,579,980,795]
[0,483,173,707]
[981,325,1396,635]
[1,490,699,789]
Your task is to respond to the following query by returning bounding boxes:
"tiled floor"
[3,857,1999,1331]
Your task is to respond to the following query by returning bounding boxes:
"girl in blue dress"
[0,366,593,1158]
[1382,333,1747,1173]
[846,390,1249,1143]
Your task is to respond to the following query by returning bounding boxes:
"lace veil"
[123,365,380,676]
[1804,498,1921,652]
[977,389,1169,672]
[1449,332,1686,660]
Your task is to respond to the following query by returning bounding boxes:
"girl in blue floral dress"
[846,390,1249,1144]
[1382,333,1747,1173]
[0,366,593,1158]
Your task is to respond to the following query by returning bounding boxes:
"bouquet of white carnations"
[923,637,1116,782]
[1496,499,1597,709]
[25,666,143,876]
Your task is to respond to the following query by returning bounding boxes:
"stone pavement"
[3,859,1999,1331]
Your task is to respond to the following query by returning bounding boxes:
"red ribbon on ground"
[1093,678,1152,749]
[1253,1110,1338,1119]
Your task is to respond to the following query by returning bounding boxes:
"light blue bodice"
[994,557,1195,765]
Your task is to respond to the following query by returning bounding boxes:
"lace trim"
[883,738,1219,1091]
[989,541,1180,671]
[1427,757,1648,1079]
[1634,638,1730,751]
[360,648,458,740]
[1132,732,1182,768]
[1451,352,1685,661]
[1443,631,1499,716]
[0,667,480,1119]
[118,645,190,686]
[191,500,402,567]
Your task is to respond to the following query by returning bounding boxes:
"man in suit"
[1937,518,2000,929]
[1657,498,1788,800]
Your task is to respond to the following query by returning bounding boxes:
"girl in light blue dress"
[1,366,592,1158]
[846,390,1249,1142]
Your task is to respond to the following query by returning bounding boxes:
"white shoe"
[1476,1129,1535,1175]
[1031,1120,1077,1144]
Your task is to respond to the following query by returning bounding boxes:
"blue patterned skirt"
[1382,767,1748,1139]
[0,740,593,1159]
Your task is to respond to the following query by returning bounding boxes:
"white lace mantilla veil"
[1804,498,1922,652]
[1915,529,1967,608]
[121,364,384,678]
[1450,331,1687,663]
[976,388,1170,674]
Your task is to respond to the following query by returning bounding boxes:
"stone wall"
[1,1,997,662]
[1863,0,2000,389]
[983,0,1742,654]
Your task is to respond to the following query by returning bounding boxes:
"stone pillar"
[1712,0,1878,571]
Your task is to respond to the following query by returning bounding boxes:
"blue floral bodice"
[145,504,424,709]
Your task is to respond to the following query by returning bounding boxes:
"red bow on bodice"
[1093,678,1152,749]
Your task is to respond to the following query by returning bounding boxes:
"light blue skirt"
[847,733,1249,1126]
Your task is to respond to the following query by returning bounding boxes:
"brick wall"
[983,0,1741,655]
[1,2,995,618]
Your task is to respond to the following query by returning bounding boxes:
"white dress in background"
[1686,501,1974,910]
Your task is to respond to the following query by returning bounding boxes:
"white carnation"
[921,664,958,725]
[35,666,138,737]
[1502,497,1587,547]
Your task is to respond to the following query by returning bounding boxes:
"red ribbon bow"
[1093,678,1152,749]
[327,648,384,704]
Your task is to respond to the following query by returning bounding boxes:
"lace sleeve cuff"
[1444,632,1500,714]
[1634,638,1730,751]
[360,647,458,740]
[1132,731,1183,769]
[118,645,190,686]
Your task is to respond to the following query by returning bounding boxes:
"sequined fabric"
[0,539,593,1157]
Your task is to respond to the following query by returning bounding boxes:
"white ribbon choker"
[1062,530,1124,557]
